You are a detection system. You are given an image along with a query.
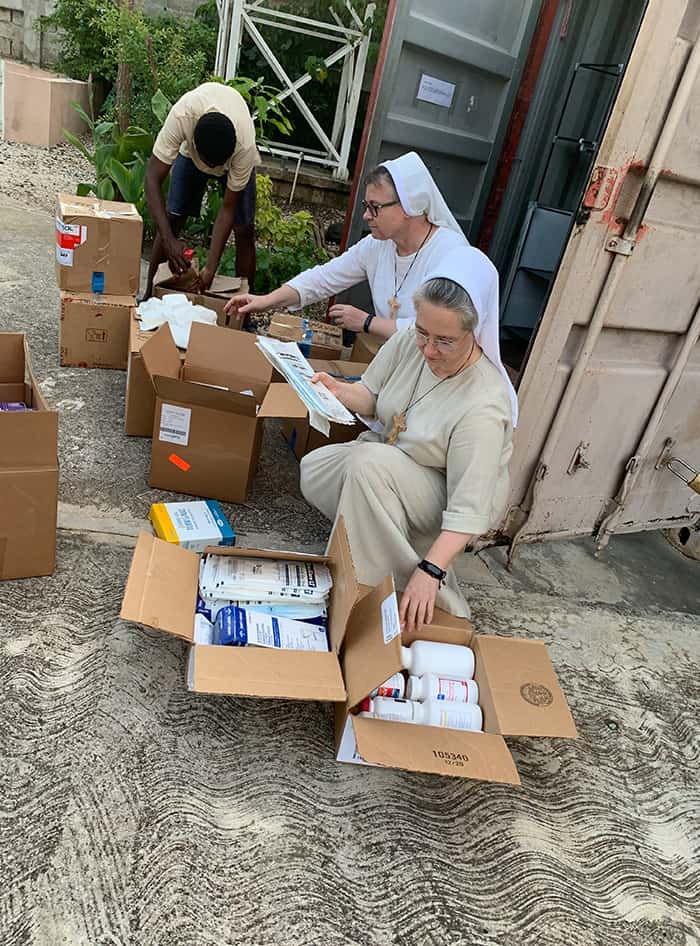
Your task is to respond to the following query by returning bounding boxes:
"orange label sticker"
[168,453,190,472]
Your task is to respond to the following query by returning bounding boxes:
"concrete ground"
[1,196,699,946]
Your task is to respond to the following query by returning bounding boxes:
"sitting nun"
[225,151,467,337]
[299,246,518,631]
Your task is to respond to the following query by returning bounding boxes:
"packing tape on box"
[168,453,191,472]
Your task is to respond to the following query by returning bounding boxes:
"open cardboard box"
[351,332,383,365]
[120,518,364,701]
[0,333,59,580]
[140,321,307,503]
[336,577,577,783]
[266,312,343,359]
[282,359,366,460]
[153,262,248,329]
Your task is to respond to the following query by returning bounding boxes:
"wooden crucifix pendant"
[386,412,407,445]
[388,296,401,320]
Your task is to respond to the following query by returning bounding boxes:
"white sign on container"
[416,74,456,109]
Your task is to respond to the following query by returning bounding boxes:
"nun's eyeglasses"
[362,199,400,218]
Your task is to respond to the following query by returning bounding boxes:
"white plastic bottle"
[400,641,474,679]
[362,697,482,732]
[370,673,405,699]
[407,674,479,705]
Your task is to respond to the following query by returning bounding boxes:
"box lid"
[474,636,577,739]
[351,717,520,784]
[188,646,346,701]
[309,360,366,380]
[208,274,245,298]
[0,333,24,383]
[342,574,401,708]
[326,516,360,653]
[186,322,271,387]
[57,193,141,220]
[140,323,182,382]
[258,383,307,420]
[120,532,199,642]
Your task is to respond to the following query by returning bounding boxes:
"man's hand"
[328,304,368,332]
[197,265,215,292]
[164,235,190,275]
[399,568,438,634]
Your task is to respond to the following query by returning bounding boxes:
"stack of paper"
[137,293,217,348]
[255,336,355,436]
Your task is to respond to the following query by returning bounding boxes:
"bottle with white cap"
[407,674,479,705]
[370,673,405,699]
[400,641,474,679]
[361,696,482,732]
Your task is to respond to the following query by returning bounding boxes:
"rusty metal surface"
[505,0,700,544]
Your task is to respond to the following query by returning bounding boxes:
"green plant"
[39,0,117,84]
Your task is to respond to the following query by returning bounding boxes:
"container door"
[503,0,700,548]
[346,0,543,245]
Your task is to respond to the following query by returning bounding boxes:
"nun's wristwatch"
[417,559,446,586]
[363,314,374,334]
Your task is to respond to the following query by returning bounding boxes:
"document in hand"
[255,337,356,436]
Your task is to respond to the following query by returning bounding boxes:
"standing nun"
[225,152,468,339]
[299,246,518,630]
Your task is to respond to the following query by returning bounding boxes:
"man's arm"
[144,156,189,274]
[200,185,241,290]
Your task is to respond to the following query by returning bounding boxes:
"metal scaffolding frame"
[214,0,374,180]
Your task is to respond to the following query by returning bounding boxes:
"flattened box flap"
[475,636,578,739]
[189,646,346,701]
[140,323,181,382]
[154,377,259,416]
[120,532,199,642]
[258,383,308,420]
[342,575,400,709]
[352,718,521,784]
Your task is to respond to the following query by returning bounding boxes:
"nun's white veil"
[380,151,467,241]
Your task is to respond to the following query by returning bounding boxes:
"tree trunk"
[115,0,134,134]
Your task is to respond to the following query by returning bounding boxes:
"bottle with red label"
[406,674,479,704]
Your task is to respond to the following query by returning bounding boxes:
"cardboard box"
[282,359,366,460]
[335,576,577,783]
[153,262,248,329]
[125,313,186,437]
[351,332,384,364]
[140,321,307,503]
[119,518,362,701]
[266,312,343,359]
[0,334,59,580]
[59,291,134,369]
[2,62,91,149]
[56,194,143,296]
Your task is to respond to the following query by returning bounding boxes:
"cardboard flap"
[120,532,199,642]
[154,376,259,416]
[153,260,199,292]
[189,646,346,701]
[342,575,401,708]
[475,636,578,739]
[208,274,244,296]
[327,516,360,653]
[0,333,25,382]
[353,718,521,784]
[258,383,308,419]
[140,323,181,383]
[186,322,271,384]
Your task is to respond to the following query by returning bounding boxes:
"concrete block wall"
[3,0,203,67]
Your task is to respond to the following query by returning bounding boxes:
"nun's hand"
[328,304,367,332]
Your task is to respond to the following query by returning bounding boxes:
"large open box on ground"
[153,263,248,329]
[59,291,134,369]
[0,334,58,580]
[140,322,307,503]
[120,518,362,702]
[336,576,577,783]
[55,194,143,296]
